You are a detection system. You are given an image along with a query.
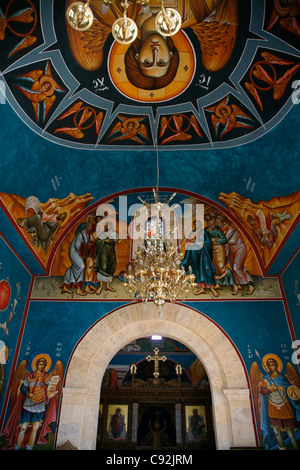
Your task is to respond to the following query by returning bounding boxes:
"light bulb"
[66,2,94,31]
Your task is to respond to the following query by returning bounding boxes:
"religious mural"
[1,187,299,300]
[219,190,300,269]
[0,0,300,150]
[0,237,32,442]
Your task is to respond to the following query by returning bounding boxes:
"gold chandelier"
[123,145,197,311]
[123,189,196,310]
[66,0,182,44]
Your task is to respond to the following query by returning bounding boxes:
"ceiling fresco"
[0,0,300,151]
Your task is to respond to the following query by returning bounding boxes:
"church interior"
[0,0,300,452]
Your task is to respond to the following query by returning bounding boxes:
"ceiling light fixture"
[123,115,196,312]
[66,1,94,31]
[66,0,181,44]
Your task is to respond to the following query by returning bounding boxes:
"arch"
[49,187,262,277]
[56,302,257,450]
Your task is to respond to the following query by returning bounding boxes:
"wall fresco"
[2,188,298,300]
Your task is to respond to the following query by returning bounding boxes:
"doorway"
[138,405,177,449]
[96,335,215,450]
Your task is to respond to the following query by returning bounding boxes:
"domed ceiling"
[0,0,299,151]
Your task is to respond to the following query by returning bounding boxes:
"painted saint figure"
[2,356,63,450]
[108,408,127,440]
[61,213,96,296]
[187,408,206,441]
[93,221,119,294]
[204,213,235,292]
[181,219,219,297]
[221,216,255,295]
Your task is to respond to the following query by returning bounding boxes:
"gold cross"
[146,347,167,378]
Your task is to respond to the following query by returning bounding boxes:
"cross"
[146,347,167,378]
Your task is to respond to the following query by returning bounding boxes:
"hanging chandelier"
[123,189,197,311]
[66,0,182,44]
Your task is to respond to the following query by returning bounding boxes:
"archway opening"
[96,336,215,450]
[57,302,257,450]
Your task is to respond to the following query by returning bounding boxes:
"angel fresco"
[218,190,300,268]
[0,1,38,57]
[206,96,255,140]
[54,101,104,140]
[0,192,95,265]
[105,115,151,144]
[266,0,300,39]
[12,61,66,125]
[247,210,292,250]
[245,52,300,112]
[250,354,300,450]
[66,0,238,90]
[159,114,202,145]
[2,354,63,450]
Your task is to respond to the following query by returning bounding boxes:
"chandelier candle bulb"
[66,1,94,31]
[67,0,182,43]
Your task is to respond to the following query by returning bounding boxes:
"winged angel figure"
[2,356,63,450]
[66,0,238,90]
[250,354,300,450]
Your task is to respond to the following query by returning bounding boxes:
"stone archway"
[56,302,257,450]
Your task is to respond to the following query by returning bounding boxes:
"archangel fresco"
[1,354,63,450]
[250,353,300,450]
[1,0,299,150]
